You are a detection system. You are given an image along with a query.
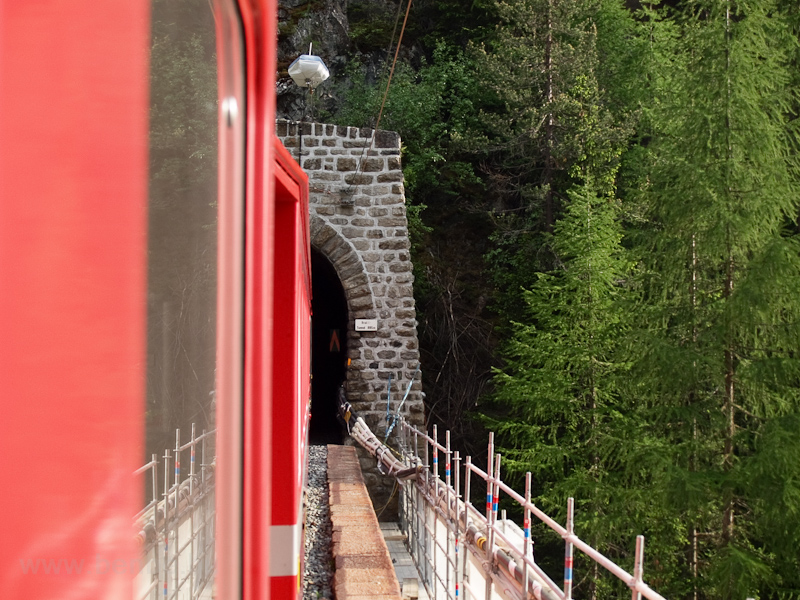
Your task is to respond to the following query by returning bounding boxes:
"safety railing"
[397,420,665,600]
[133,425,216,600]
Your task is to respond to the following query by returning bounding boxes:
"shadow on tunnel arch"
[310,248,348,445]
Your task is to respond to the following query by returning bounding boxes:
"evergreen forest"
[289,0,800,597]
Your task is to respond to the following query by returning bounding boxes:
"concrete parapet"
[327,445,402,600]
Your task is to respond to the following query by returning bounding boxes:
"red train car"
[0,1,311,599]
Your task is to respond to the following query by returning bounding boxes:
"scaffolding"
[393,420,666,600]
[132,425,216,600]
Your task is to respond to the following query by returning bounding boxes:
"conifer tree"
[630,1,800,597]
[479,0,637,327]
[489,64,647,599]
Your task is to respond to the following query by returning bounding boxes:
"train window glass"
[137,0,244,597]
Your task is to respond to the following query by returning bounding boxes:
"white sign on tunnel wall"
[354,319,378,331]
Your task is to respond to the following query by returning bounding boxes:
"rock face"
[276,119,425,515]
[277,0,351,120]
[277,0,413,121]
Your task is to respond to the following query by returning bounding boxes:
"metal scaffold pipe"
[336,393,667,600]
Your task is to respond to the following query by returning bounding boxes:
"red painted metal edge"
[237,1,279,599]
[274,137,312,302]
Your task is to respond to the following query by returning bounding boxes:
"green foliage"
[414,0,499,47]
[278,0,326,41]
[480,0,637,328]
[328,42,485,206]
[625,0,800,596]
[346,1,399,52]
[323,0,800,594]
[488,49,643,594]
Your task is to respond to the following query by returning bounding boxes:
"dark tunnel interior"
[309,248,348,445]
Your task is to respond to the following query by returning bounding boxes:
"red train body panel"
[0,1,311,599]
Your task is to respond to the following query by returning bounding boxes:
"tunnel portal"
[277,120,425,512]
[310,248,347,444]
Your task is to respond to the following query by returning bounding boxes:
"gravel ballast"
[303,445,334,599]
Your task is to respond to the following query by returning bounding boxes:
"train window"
[137,0,245,598]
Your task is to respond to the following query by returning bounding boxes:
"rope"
[385,363,420,442]
[385,374,393,432]
[346,0,414,202]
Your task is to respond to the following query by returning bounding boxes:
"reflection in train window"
[138,0,220,597]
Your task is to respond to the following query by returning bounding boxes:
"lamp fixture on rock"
[288,44,330,90]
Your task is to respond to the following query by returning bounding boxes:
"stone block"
[350,295,373,309]
[362,158,385,172]
[363,186,391,197]
[347,284,371,299]
[337,157,358,171]
[343,140,369,148]
[312,172,342,182]
[340,226,365,238]
[378,238,409,250]
[374,129,400,148]
[354,196,372,206]
[345,173,374,185]
[377,217,406,227]
[377,172,404,183]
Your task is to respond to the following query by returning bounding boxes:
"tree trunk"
[544,0,554,231]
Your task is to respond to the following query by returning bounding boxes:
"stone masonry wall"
[276,120,425,515]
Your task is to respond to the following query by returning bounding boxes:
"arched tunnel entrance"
[309,248,348,444]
